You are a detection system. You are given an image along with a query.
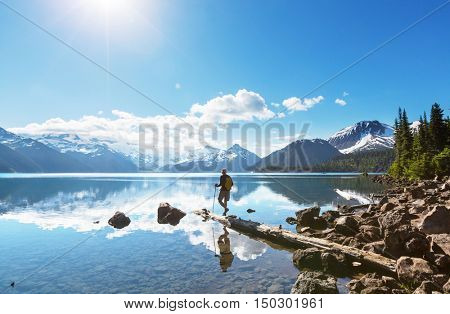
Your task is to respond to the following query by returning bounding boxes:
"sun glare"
[89,0,129,16]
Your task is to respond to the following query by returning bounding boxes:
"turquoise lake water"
[0,173,385,294]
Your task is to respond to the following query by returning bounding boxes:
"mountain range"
[0,120,396,173]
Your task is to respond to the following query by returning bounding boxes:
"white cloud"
[9,89,277,163]
[277,112,286,118]
[342,91,349,97]
[188,89,275,124]
[175,82,181,89]
[97,110,103,115]
[335,98,347,106]
[281,96,324,113]
[271,102,280,107]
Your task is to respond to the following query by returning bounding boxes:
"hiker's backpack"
[224,176,233,191]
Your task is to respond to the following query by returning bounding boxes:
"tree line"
[389,103,450,179]
[312,149,394,173]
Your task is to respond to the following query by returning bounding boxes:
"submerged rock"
[158,202,186,226]
[291,271,338,294]
[108,211,131,229]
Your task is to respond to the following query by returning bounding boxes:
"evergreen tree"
[429,103,446,152]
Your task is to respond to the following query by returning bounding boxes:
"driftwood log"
[194,209,397,275]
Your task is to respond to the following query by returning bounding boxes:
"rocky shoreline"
[287,175,450,294]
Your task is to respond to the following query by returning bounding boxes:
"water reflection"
[218,227,234,272]
[0,175,383,260]
[0,174,385,293]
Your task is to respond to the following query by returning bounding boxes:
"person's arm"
[215,175,225,187]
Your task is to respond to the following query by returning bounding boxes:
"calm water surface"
[0,173,385,294]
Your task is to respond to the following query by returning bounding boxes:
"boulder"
[108,211,131,229]
[405,187,425,200]
[362,241,385,254]
[295,206,320,226]
[378,208,410,233]
[347,273,399,294]
[380,202,396,212]
[309,217,328,230]
[404,232,430,257]
[291,271,338,294]
[334,216,359,236]
[443,278,450,294]
[429,234,450,256]
[321,210,340,223]
[292,248,322,270]
[358,225,382,242]
[419,206,450,234]
[413,281,441,294]
[320,251,350,276]
[378,196,389,206]
[383,225,413,257]
[157,203,186,226]
[396,257,436,289]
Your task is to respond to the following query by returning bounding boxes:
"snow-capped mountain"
[328,121,394,154]
[35,133,137,172]
[160,144,261,172]
[255,139,342,171]
[0,127,91,172]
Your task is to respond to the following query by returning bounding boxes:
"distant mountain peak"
[328,120,394,154]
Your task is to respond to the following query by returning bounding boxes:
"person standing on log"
[215,168,233,215]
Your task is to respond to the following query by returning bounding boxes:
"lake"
[0,173,385,294]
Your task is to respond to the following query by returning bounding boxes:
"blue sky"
[1,0,449,143]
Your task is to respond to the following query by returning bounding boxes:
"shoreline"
[285,174,450,293]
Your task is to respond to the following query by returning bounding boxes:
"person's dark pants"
[218,189,230,209]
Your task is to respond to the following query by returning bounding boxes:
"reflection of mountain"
[0,178,133,212]
[0,178,267,261]
[262,176,384,207]
[0,175,382,260]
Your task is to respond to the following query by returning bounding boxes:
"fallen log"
[194,209,397,275]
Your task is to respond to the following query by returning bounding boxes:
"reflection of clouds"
[1,177,375,261]
[243,186,301,212]
[0,185,266,261]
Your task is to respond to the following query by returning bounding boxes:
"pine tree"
[400,108,413,165]
[429,103,446,153]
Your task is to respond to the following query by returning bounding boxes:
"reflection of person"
[215,169,233,215]
[218,226,234,272]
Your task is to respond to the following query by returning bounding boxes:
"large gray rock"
[419,206,450,234]
[396,256,436,289]
[291,271,338,294]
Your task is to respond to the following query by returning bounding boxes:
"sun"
[89,0,130,17]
